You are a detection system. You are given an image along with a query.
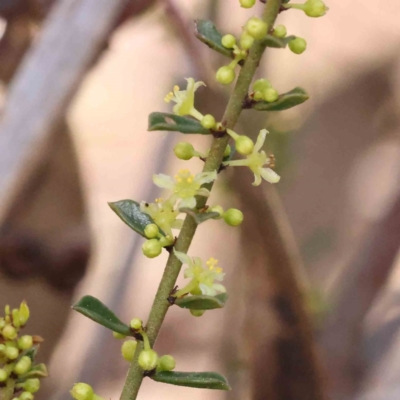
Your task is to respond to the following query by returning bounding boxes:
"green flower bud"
[144,224,160,239]
[138,349,158,371]
[223,208,244,227]
[19,301,30,326]
[157,355,176,372]
[5,345,19,360]
[19,392,34,400]
[174,142,195,160]
[253,91,264,101]
[235,136,254,155]
[253,78,272,92]
[159,235,174,248]
[0,368,8,382]
[239,32,254,50]
[210,205,224,218]
[18,335,33,350]
[216,66,235,85]
[121,340,137,362]
[201,114,216,130]
[304,0,328,17]
[245,17,268,40]
[2,325,17,340]
[12,309,20,329]
[264,88,279,103]
[142,239,162,258]
[23,378,40,393]
[70,383,94,400]
[13,356,32,375]
[190,309,205,317]
[0,318,5,330]
[112,332,126,340]
[189,287,202,295]
[221,34,236,49]
[223,144,231,158]
[288,37,307,54]
[273,25,287,38]
[239,0,256,8]
[0,344,5,354]
[129,318,142,331]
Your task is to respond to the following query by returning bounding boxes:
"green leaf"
[248,87,309,111]
[18,364,48,381]
[21,346,38,361]
[109,200,159,238]
[194,20,233,59]
[148,112,210,135]
[174,293,228,310]
[261,34,296,48]
[151,371,231,390]
[179,208,220,224]
[72,295,131,336]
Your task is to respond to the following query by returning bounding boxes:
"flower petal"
[252,173,262,186]
[260,168,280,184]
[171,219,184,229]
[196,170,217,185]
[199,283,215,296]
[173,249,192,266]
[196,188,210,198]
[254,129,268,152]
[179,197,197,209]
[153,174,174,189]
[212,283,226,293]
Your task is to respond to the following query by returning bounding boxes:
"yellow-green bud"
[289,37,307,54]
[70,383,94,400]
[210,205,224,218]
[216,66,235,85]
[19,392,34,400]
[2,325,17,340]
[273,25,287,38]
[174,142,195,160]
[235,136,254,155]
[201,114,216,130]
[253,91,264,101]
[253,78,272,92]
[19,301,30,326]
[0,318,5,329]
[239,0,256,8]
[18,335,33,350]
[159,235,174,248]
[190,309,205,317]
[245,17,268,40]
[223,144,231,158]
[223,208,244,227]
[221,34,236,49]
[12,309,20,329]
[23,378,40,394]
[138,349,158,371]
[14,356,32,375]
[112,332,126,339]
[157,355,176,372]
[189,287,202,295]
[0,368,8,382]
[264,88,279,103]
[5,345,19,360]
[304,0,328,17]
[142,239,162,258]
[144,224,160,239]
[121,340,137,362]
[0,344,5,354]
[130,318,142,331]
[239,32,254,50]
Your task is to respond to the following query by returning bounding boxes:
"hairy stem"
[119,2,282,399]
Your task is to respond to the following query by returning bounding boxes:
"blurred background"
[0,0,400,399]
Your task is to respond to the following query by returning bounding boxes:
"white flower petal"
[200,283,215,296]
[254,129,268,152]
[153,174,174,189]
[184,268,194,279]
[252,173,262,186]
[212,283,226,293]
[260,168,280,184]
[179,197,197,209]
[173,249,192,266]
[196,170,217,185]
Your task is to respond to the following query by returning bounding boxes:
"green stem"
[119,1,282,399]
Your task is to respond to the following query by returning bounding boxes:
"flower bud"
[253,91,264,101]
[223,144,231,158]
[245,17,268,40]
[0,368,8,382]
[159,235,174,248]
[19,392,34,400]
[157,355,176,372]
[138,349,158,371]
[189,287,202,295]
[253,78,271,92]
[174,142,195,160]
[190,309,205,317]
[235,136,254,155]
[13,356,32,375]
[239,0,256,8]
[221,34,236,49]
[144,224,160,239]
[201,114,216,130]
[5,345,19,360]
[112,332,126,340]
[2,325,17,340]
[288,37,307,54]
[70,383,94,400]
[12,309,20,329]
[216,66,235,85]
[121,340,137,362]
[223,208,244,227]
[273,25,287,38]
[23,378,40,393]
[239,32,254,50]
[19,301,30,326]
[0,344,5,355]
[264,88,279,103]
[18,335,33,350]
[130,318,142,331]
[0,318,5,330]
[209,205,224,219]
[304,0,328,17]
[142,239,162,258]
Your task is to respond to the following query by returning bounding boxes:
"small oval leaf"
[151,371,231,390]
[72,295,131,336]
[148,112,210,135]
[246,87,309,111]
[261,34,296,49]
[109,200,158,237]
[174,293,228,310]
[179,208,220,225]
[195,20,233,59]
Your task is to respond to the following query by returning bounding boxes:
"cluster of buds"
[0,302,47,400]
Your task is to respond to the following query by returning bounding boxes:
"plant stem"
[119,2,282,399]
